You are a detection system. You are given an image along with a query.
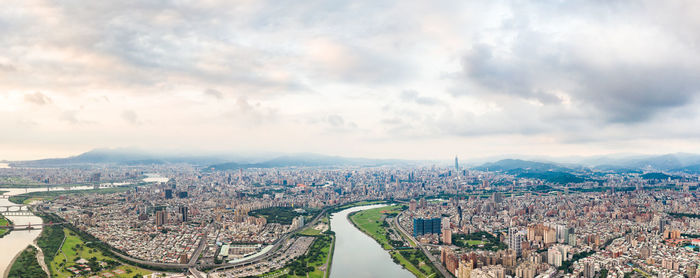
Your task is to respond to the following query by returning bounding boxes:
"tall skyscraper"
[155,210,167,226]
[508,227,523,257]
[442,228,452,245]
[179,206,188,222]
[584,261,596,278]
[455,155,459,171]
[413,218,442,237]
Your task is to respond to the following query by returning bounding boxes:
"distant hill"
[640,172,681,181]
[472,159,569,172]
[472,159,590,185]
[208,154,408,170]
[581,153,700,172]
[516,171,585,184]
[11,148,235,167]
[675,164,700,174]
[10,148,413,169]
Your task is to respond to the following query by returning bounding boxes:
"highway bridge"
[0,204,30,212]
[0,221,66,231]
[0,205,33,216]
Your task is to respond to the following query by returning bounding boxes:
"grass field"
[9,187,132,204]
[394,249,440,278]
[391,251,424,277]
[0,215,10,237]
[349,205,402,250]
[465,240,486,246]
[298,227,323,236]
[48,228,151,278]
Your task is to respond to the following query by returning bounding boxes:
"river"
[0,186,95,276]
[0,175,167,277]
[0,187,50,276]
[0,173,168,276]
[330,205,413,278]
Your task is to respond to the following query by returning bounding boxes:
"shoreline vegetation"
[7,245,47,278]
[9,186,133,204]
[348,205,442,278]
[0,214,13,238]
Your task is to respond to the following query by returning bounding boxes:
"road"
[189,267,206,278]
[189,231,208,266]
[209,208,329,272]
[393,210,453,278]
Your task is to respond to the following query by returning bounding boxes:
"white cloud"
[2,0,700,160]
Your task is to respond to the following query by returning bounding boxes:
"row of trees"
[8,246,47,278]
[36,224,65,266]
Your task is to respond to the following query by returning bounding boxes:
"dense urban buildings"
[1,159,699,277]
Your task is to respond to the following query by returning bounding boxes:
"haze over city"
[4,1,700,160]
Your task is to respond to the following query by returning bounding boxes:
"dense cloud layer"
[1,0,700,160]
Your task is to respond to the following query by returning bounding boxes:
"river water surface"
[0,173,169,276]
[330,204,413,278]
[0,187,51,276]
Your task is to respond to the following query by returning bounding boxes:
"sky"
[2,0,700,160]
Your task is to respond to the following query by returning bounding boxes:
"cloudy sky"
[2,0,700,160]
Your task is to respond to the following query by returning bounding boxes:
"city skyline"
[4,1,700,160]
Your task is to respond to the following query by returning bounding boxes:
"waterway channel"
[0,173,168,276]
[329,204,413,278]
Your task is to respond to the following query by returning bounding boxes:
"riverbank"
[348,205,441,278]
[329,204,413,278]
[348,205,404,250]
[0,215,13,238]
[5,245,47,278]
[31,242,50,277]
[257,234,334,278]
[3,246,23,278]
[9,186,133,204]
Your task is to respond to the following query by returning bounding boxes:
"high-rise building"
[442,228,452,245]
[455,155,459,171]
[413,218,441,237]
[458,259,473,278]
[515,262,536,278]
[155,210,167,226]
[179,206,188,222]
[89,173,101,183]
[547,247,562,267]
[509,228,524,257]
[409,199,417,211]
[164,189,173,199]
[556,224,569,244]
[179,253,188,264]
[584,261,596,278]
[493,192,504,204]
[178,191,188,198]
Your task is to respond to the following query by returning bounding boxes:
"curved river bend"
[330,205,413,278]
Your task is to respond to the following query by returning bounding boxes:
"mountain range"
[8,149,700,174]
[8,148,413,169]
